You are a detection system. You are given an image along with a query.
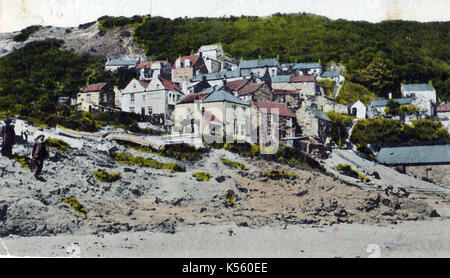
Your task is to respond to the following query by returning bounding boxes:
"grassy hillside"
[127,13,449,100]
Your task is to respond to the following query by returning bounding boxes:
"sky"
[0,0,449,32]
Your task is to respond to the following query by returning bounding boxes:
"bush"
[336,164,370,182]
[317,78,336,98]
[326,111,355,147]
[111,152,185,172]
[43,138,71,152]
[221,159,248,170]
[13,26,41,42]
[350,117,449,147]
[94,170,122,182]
[13,154,32,170]
[336,80,377,105]
[193,172,212,182]
[61,196,87,215]
[115,140,208,161]
[225,190,235,207]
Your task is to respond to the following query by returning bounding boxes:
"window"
[130,107,135,113]
[142,94,146,102]
[148,107,152,114]
[241,124,245,135]
[130,93,135,103]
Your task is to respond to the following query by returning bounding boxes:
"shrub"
[43,138,71,152]
[61,196,87,215]
[336,164,370,182]
[225,190,235,207]
[94,170,122,182]
[115,140,208,161]
[336,80,377,105]
[193,172,212,182]
[317,78,336,98]
[221,159,248,170]
[111,152,185,172]
[326,111,355,147]
[260,171,298,180]
[350,117,449,147]
[13,25,41,42]
[13,154,32,170]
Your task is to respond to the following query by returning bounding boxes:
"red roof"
[272,89,297,95]
[178,93,209,104]
[436,102,450,112]
[252,101,296,118]
[81,82,108,93]
[290,75,316,83]
[173,55,200,69]
[159,78,181,92]
[227,79,249,91]
[238,83,264,96]
[136,60,168,69]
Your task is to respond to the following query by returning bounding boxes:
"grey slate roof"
[272,75,292,83]
[202,89,250,106]
[192,70,241,82]
[376,145,450,165]
[106,57,140,66]
[402,83,434,92]
[293,63,321,70]
[320,70,341,78]
[239,58,279,69]
[369,97,414,107]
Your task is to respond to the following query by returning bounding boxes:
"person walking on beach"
[32,135,49,180]
[1,118,15,157]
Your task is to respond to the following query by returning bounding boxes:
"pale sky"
[0,0,449,33]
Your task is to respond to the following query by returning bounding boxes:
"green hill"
[129,13,450,100]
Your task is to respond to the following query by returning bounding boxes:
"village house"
[196,44,237,72]
[172,54,208,83]
[291,63,322,76]
[295,105,331,143]
[272,89,300,109]
[319,70,345,85]
[401,83,437,118]
[250,101,296,147]
[436,102,450,132]
[238,58,279,78]
[76,82,117,113]
[233,82,273,102]
[121,76,183,128]
[190,70,244,89]
[136,60,172,81]
[173,87,250,141]
[105,56,144,71]
[349,100,367,119]
[367,97,415,118]
[289,75,319,96]
[271,75,293,90]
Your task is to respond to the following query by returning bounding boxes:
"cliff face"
[0,22,146,59]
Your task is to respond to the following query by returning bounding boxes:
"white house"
[401,83,437,117]
[349,100,367,119]
[121,75,183,123]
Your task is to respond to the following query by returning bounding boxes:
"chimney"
[388,92,392,99]
[222,79,227,88]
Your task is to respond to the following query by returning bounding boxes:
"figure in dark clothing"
[1,118,15,157]
[32,135,49,179]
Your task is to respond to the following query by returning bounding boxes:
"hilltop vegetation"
[130,14,449,100]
